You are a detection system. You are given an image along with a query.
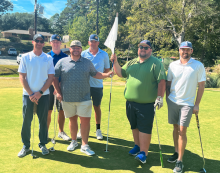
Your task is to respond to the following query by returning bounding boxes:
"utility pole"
[34,0,37,34]
[96,0,99,35]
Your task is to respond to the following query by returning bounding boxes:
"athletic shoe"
[58,131,71,141]
[135,151,147,164]
[77,129,82,139]
[67,140,78,151]
[80,144,95,156]
[129,145,140,156]
[167,152,178,163]
[96,129,103,140]
[39,145,49,155]
[173,160,184,173]
[18,146,30,158]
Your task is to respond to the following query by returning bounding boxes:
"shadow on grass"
[30,135,219,172]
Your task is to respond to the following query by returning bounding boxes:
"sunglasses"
[139,45,150,50]
[35,40,44,43]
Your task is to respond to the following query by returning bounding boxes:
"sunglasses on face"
[139,45,150,50]
[35,40,44,43]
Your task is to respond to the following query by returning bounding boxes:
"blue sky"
[10,0,67,19]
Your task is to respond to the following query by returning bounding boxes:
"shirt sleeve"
[104,53,110,69]
[48,58,55,74]
[197,63,206,82]
[121,62,128,78]
[167,64,173,82]
[89,61,98,77]
[154,61,167,82]
[18,55,27,73]
[54,60,62,78]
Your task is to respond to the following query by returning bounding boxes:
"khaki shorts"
[62,100,92,118]
[167,98,193,127]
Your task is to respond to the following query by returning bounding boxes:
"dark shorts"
[90,87,103,107]
[126,101,154,134]
[49,85,63,111]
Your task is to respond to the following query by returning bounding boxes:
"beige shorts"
[62,100,92,118]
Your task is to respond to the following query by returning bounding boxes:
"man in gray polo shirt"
[53,40,113,156]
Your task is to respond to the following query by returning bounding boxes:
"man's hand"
[193,105,199,114]
[154,96,163,110]
[110,54,117,63]
[107,71,114,78]
[29,94,38,105]
[56,93,63,102]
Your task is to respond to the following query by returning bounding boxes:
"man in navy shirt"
[47,34,71,141]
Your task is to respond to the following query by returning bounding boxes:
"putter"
[31,103,37,158]
[154,106,164,168]
[195,112,206,173]
[105,60,114,152]
[50,95,59,152]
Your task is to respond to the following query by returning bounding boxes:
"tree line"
[1,0,220,66]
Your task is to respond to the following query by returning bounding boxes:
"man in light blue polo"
[79,34,110,140]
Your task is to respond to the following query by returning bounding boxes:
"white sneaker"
[67,140,78,151]
[80,144,95,156]
[58,131,71,141]
[96,129,103,140]
[18,146,30,158]
[77,129,82,139]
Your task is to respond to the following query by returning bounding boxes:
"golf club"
[50,95,59,152]
[154,105,164,168]
[105,60,114,152]
[31,103,37,158]
[195,112,206,173]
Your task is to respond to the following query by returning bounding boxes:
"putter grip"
[195,113,200,129]
[33,103,37,115]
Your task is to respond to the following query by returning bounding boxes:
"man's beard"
[181,54,190,59]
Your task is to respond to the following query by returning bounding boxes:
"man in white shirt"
[17,34,55,158]
[166,41,206,173]
[80,34,110,140]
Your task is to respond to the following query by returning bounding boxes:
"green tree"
[0,0,13,16]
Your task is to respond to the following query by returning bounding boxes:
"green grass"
[0,65,19,76]
[0,82,220,172]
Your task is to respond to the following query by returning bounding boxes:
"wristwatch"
[39,90,43,94]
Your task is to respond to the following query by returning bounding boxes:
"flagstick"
[105,61,114,152]
[104,12,118,152]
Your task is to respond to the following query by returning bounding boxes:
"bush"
[205,74,220,88]
[8,37,21,43]
[162,57,173,71]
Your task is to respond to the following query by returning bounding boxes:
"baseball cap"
[50,34,62,42]
[179,41,193,49]
[33,34,44,41]
[138,40,151,48]
[89,34,99,41]
[70,40,82,48]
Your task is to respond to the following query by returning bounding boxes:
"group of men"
[17,32,206,173]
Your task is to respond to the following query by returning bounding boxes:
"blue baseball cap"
[138,40,151,48]
[89,34,99,41]
[50,34,62,42]
[179,41,193,49]
[33,34,44,41]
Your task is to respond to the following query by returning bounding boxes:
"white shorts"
[62,100,92,118]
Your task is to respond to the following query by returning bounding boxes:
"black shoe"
[173,160,184,173]
[167,152,178,163]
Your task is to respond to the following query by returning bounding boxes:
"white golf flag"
[104,14,118,54]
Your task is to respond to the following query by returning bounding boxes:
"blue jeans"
[21,95,49,149]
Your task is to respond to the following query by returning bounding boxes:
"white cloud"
[41,0,67,18]
[12,4,28,13]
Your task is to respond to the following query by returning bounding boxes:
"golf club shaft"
[154,106,164,167]
[195,113,205,169]
[32,103,37,156]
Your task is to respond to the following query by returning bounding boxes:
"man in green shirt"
[111,40,166,164]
